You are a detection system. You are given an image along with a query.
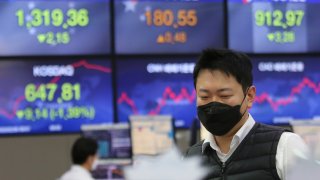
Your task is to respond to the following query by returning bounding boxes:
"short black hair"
[193,49,253,93]
[71,137,98,165]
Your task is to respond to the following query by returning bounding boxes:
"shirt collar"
[71,164,92,176]
[202,113,256,153]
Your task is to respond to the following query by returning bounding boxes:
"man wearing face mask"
[185,49,309,180]
[60,137,98,180]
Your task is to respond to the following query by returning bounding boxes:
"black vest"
[185,123,287,180]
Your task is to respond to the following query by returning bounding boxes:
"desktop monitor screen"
[82,123,132,159]
[129,115,175,156]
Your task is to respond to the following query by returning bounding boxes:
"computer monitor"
[92,163,127,180]
[81,123,132,160]
[129,115,175,156]
[81,123,132,180]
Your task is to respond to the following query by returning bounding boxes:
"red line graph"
[117,92,139,114]
[72,60,112,73]
[242,0,250,4]
[255,77,320,111]
[0,60,111,120]
[118,77,319,114]
[117,87,196,115]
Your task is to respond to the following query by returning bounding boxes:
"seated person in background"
[60,137,98,180]
[185,49,310,180]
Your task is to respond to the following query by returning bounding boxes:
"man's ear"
[246,86,256,109]
[86,155,95,165]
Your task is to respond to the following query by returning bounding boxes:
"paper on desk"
[124,147,208,180]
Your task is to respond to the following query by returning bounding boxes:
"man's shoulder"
[59,166,94,180]
[59,170,73,180]
[256,122,291,132]
[185,140,205,157]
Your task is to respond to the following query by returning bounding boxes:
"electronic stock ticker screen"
[115,0,225,54]
[0,59,113,134]
[0,0,111,56]
[229,0,320,53]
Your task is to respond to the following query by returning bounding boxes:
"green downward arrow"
[267,33,275,42]
[16,110,24,119]
[37,34,46,43]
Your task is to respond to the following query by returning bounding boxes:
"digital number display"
[0,59,113,134]
[228,0,320,53]
[115,0,224,54]
[0,0,111,56]
[116,58,197,128]
[250,56,320,124]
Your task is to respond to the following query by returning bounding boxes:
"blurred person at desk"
[185,49,310,180]
[60,137,98,180]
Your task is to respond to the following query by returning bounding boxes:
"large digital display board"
[0,0,111,56]
[116,58,196,128]
[250,56,320,124]
[0,59,113,134]
[228,0,320,53]
[115,0,225,54]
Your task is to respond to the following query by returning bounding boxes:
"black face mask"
[197,93,247,136]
